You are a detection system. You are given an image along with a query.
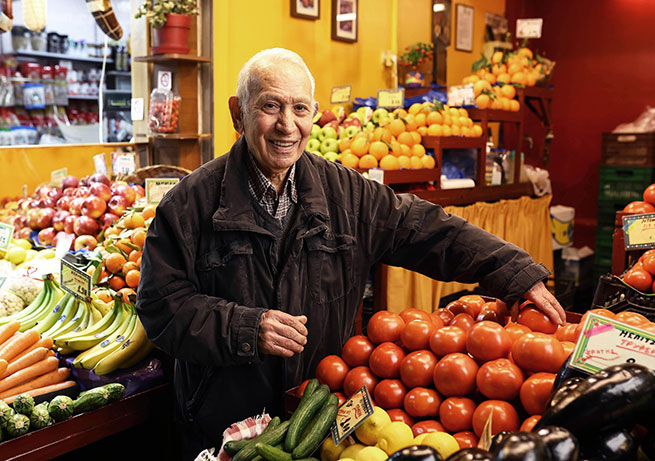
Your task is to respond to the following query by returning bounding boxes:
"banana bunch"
[0,274,65,331]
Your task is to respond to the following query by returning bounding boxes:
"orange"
[129,250,142,263]
[108,275,126,291]
[451,125,462,136]
[400,144,412,157]
[501,84,516,99]
[105,253,127,274]
[392,108,408,118]
[404,114,417,132]
[484,73,496,84]
[341,152,360,168]
[426,111,443,126]
[381,128,393,144]
[350,137,369,157]
[475,94,490,109]
[410,131,421,145]
[442,113,452,126]
[388,119,406,137]
[390,140,402,157]
[341,148,353,157]
[118,287,136,305]
[338,137,352,152]
[472,125,483,137]
[509,99,521,112]
[130,228,147,248]
[507,63,522,75]
[462,117,473,128]
[491,51,504,64]
[448,108,460,118]
[397,131,415,147]
[442,125,452,137]
[104,227,120,239]
[123,261,139,275]
[372,127,384,142]
[408,103,423,115]
[421,155,436,169]
[369,141,389,161]
[497,73,511,84]
[474,80,491,97]
[511,72,526,85]
[409,156,423,169]
[492,63,507,76]
[458,108,469,118]
[450,116,461,127]
[115,238,134,254]
[397,155,411,169]
[411,144,426,157]
[141,204,157,220]
[125,269,141,288]
[461,126,471,137]
[518,47,534,59]
[94,288,113,303]
[379,155,400,170]
[415,113,427,127]
[359,154,378,169]
[124,213,146,230]
[527,72,538,87]
[427,124,443,137]
[417,126,428,137]
[491,98,503,110]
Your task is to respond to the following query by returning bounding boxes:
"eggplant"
[493,432,552,460]
[445,447,494,461]
[547,377,585,410]
[534,426,579,461]
[535,363,655,434]
[388,445,443,461]
[579,428,637,460]
[489,430,513,453]
[551,355,589,391]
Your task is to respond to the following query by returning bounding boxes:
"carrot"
[0,322,20,346]
[1,379,76,404]
[46,350,56,357]
[0,331,21,356]
[0,356,58,393]
[1,347,48,379]
[0,359,6,378]
[0,367,70,400]
[0,329,40,362]
[7,336,52,364]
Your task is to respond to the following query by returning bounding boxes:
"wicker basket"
[119,164,192,185]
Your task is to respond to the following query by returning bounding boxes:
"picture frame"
[291,0,320,20]
[331,0,358,43]
[455,4,474,52]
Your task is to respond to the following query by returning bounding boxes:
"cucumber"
[6,413,30,437]
[0,399,14,429]
[73,386,111,414]
[300,379,319,400]
[232,420,291,461]
[48,395,74,422]
[255,443,292,461]
[284,385,329,451]
[292,403,338,459]
[12,393,35,415]
[101,383,125,403]
[224,416,282,456]
[29,403,51,430]
[298,393,338,442]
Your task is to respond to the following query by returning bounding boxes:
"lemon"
[422,432,460,459]
[12,239,31,250]
[355,406,391,446]
[376,421,414,455]
[413,433,429,445]
[355,446,388,461]
[37,249,56,260]
[340,443,366,460]
[321,436,350,461]
[25,249,38,262]
[6,246,26,265]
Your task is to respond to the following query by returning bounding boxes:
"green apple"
[372,108,389,124]
[364,121,375,131]
[344,125,361,138]
[310,150,323,156]
[324,151,339,162]
[356,106,374,124]
[306,138,321,153]
[318,126,338,142]
[338,126,346,138]
[320,138,339,154]
[309,124,321,140]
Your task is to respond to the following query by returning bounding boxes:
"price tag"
[367,169,385,184]
[569,313,655,374]
[516,18,543,38]
[447,84,476,107]
[60,259,91,301]
[377,89,405,109]
[146,178,179,204]
[94,153,108,176]
[113,153,136,175]
[330,85,352,104]
[157,71,172,91]
[623,213,655,250]
[50,168,68,188]
[0,223,14,252]
[131,97,144,121]
[331,386,374,446]
[0,277,6,290]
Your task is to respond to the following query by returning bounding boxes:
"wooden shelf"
[422,136,486,150]
[68,95,98,101]
[149,133,212,140]
[106,71,131,77]
[356,167,440,185]
[15,50,113,64]
[133,54,211,64]
[414,182,534,207]
[467,108,522,123]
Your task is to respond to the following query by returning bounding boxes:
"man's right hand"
[258,310,308,357]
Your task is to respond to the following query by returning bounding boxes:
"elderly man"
[136,48,565,458]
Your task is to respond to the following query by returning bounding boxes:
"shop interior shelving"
[14,50,114,64]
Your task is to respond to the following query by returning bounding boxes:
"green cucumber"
[6,413,30,437]
[255,443,292,461]
[48,395,74,422]
[224,416,281,456]
[292,403,338,459]
[12,393,35,415]
[232,420,291,461]
[300,379,319,400]
[29,403,51,430]
[284,384,329,451]
[298,393,338,442]
[102,383,125,403]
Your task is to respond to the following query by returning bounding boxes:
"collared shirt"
[246,151,298,220]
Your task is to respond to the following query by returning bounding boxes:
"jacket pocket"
[195,240,254,300]
[184,365,215,421]
[196,240,253,270]
[306,233,356,304]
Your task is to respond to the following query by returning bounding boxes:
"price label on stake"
[447,84,476,107]
[368,168,385,184]
[146,178,179,204]
[569,313,655,374]
[93,153,108,176]
[623,213,655,250]
[330,85,352,104]
[0,223,14,251]
[516,18,543,38]
[330,385,374,445]
[60,259,91,301]
[377,88,405,109]
[51,168,67,188]
[113,153,136,175]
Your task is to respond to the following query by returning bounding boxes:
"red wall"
[506,0,655,248]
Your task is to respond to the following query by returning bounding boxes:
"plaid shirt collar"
[246,151,298,220]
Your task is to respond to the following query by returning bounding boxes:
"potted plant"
[398,42,434,87]
[135,0,198,55]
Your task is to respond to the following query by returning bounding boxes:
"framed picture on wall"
[331,0,358,43]
[291,0,320,20]
[455,4,474,52]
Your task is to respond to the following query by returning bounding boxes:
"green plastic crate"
[598,166,655,202]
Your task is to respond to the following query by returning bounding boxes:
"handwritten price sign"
[330,85,352,104]
[60,259,91,301]
[331,386,374,445]
[146,178,179,204]
[377,89,405,109]
[623,213,655,250]
[0,223,14,251]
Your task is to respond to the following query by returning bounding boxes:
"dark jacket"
[136,136,549,449]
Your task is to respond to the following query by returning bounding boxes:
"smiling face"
[230,62,315,186]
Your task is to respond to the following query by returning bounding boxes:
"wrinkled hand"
[258,310,308,358]
[498,281,566,326]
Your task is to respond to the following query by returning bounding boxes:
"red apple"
[73,216,99,236]
[53,232,74,251]
[35,185,53,198]
[89,183,111,202]
[74,186,91,198]
[47,188,63,202]
[82,196,107,219]
[35,208,55,230]
[79,176,90,187]
[69,197,85,216]
[131,184,146,199]
[38,227,56,246]
[317,109,337,127]
[108,195,129,216]
[56,195,73,211]
[11,216,26,228]
[52,210,70,232]
[37,198,56,209]
[89,173,110,186]
[99,212,119,229]
[18,227,31,239]
[110,181,128,195]
[63,188,76,197]
[62,175,80,190]
[341,117,362,129]
[26,209,40,229]
[63,215,76,234]
[113,184,136,205]
[74,235,98,251]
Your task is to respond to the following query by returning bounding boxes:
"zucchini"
[73,387,111,414]
[233,420,291,461]
[225,416,281,456]
[285,385,329,451]
[48,395,74,422]
[102,383,126,403]
[6,413,30,437]
[0,399,14,429]
[12,393,35,415]
[29,403,51,430]
[292,403,338,459]
[255,443,292,461]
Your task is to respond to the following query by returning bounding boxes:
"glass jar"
[41,66,55,105]
[149,88,180,134]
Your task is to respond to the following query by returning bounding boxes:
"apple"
[113,184,137,205]
[331,105,346,123]
[82,196,107,219]
[344,125,361,138]
[37,198,56,209]
[320,138,339,154]
[35,185,52,198]
[11,216,26,229]
[316,109,337,127]
[18,227,31,239]
[63,215,76,234]
[306,138,321,153]
[341,117,362,129]
[318,126,338,142]
[38,227,56,246]
[26,209,40,229]
[63,187,76,196]
[52,210,71,232]
[356,106,374,124]
[36,208,55,230]
[324,152,339,162]
[372,107,390,124]
[309,124,321,140]
[364,121,375,131]
[89,173,110,186]
[100,212,119,229]
[79,176,91,187]
[73,216,99,236]
[47,188,63,203]
[74,186,91,198]
[56,195,73,211]
[62,175,80,190]
[110,181,129,195]
[74,235,98,251]
[89,183,112,202]
[108,195,129,216]
[69,197,85,216]
[131,184,146,199]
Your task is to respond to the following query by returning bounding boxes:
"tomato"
[387,408,415,426]
[472,400,520,437]
[476,358,524,401]
[430,326,467,356]
[335,392,347,406]
[341,335,375,367]
[436,308,455,325]
[624,201,655,214]
[624,269,653,292]
[511,332,565,373]
[520,415,541,432]
[445,299,469,316]
[367,311,405,344]
[481,300,509,318]
[459,295,486,318]
[450,313,475,332]
[343,366,379,397]
[433,353,479,396]
[403,387,441,418]
[560,341,575,359]
[453,431,478,449]
[644,183,655,205]
[642,254,655,276]
[316,355,350,391]
[505,322,532,344]
[439,396,476,432]
[554,323,579,342]
[401,319,434,351]
[517,305,558,334]
[374,379,407,409]
[615,311,649,326]
[466,321,512,362]
[399,307,432,325]
[429,313,445,330]
[520,372,556,415]
[296,379,311,397]
[369,342,405,378]
[411,420,445,437]
[399,350,438,388]
[476,308,505,325]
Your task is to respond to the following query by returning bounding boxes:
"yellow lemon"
[355,406,391,446]
[12,239,31,250]
[25,249,38,262]
[321,435,350,461]
[6,246,26,265]
[355,446,388,461]
[37,249,56,260]
[376,421,414,455]
[421,432,460,459]
[413,433,429,445]
[340,443,366,460]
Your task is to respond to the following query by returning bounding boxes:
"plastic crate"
[598,166,655,202]
[596,199,632,226]
[602,133,655,167]
[591,274,655,320]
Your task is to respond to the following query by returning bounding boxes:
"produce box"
[601,132,655,167]
[592,274,655,320]
[598,165,655,202]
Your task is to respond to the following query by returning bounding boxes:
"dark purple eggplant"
[488,430,513,453]
[493,432,552,461]
[551,355,589,391]
[388,445,443,461]
[535,363,655,434]
[579,428,637,460]
[534,426,579,461]
[445,447,494,461]
[547,377,585,410]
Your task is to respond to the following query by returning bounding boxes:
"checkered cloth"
[194,412,272,461]
[86,0,123,40]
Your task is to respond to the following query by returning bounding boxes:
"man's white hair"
[236,48,316,111]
